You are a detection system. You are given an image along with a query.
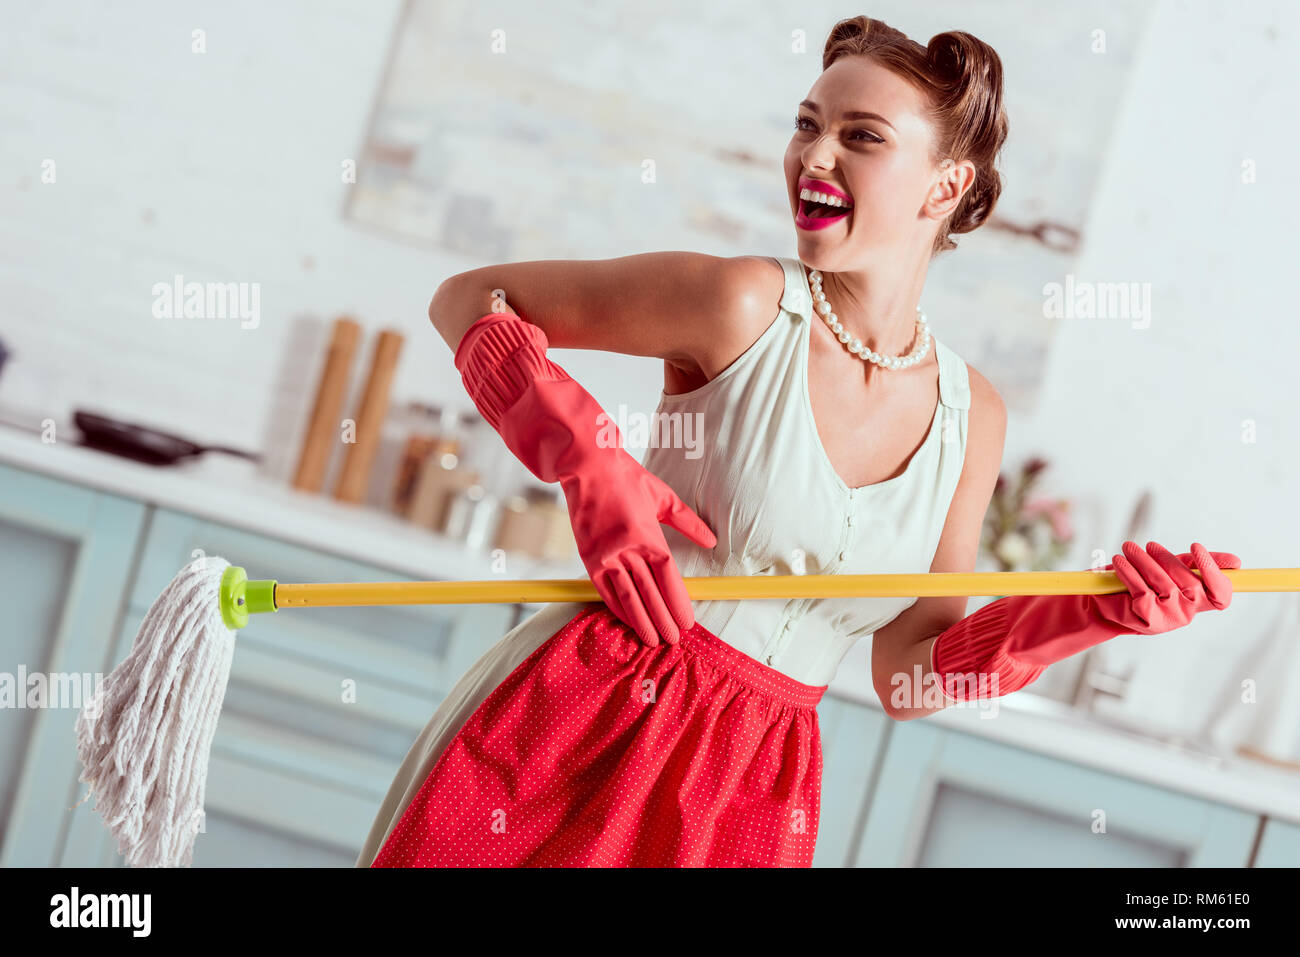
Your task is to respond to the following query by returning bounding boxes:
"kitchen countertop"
[3,420,1299,827]
[830,637,1300,827]
[0,417,584,584]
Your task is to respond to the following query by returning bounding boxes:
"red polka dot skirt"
[371,602,828,867]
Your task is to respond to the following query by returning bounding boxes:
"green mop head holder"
[219,565,278,630]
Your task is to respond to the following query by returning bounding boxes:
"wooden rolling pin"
[292,316,361,493]
[334,328,405,504]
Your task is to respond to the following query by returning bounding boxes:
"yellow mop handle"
[269,568,1300,609]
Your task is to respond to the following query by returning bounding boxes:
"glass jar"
[442,482,502,552]
[391,404,464,514]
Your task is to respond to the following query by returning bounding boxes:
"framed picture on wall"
[346,0,1151,411]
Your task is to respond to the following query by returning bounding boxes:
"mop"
[73,556,1300,867]
[74,554,241,868]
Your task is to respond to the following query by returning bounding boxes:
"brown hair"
[822,16,1008,256]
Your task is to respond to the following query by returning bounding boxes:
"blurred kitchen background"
[1,0,1298,867]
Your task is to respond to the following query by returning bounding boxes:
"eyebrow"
[799,99,895,131]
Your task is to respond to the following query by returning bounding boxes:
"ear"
[923,158,976,220]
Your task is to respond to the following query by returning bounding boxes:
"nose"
[801,136,838,173]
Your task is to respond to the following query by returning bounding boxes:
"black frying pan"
[74,410,262,466]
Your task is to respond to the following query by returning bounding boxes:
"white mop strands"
[74,554,239,867]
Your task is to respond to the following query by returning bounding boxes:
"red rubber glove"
[453,313,717,646]
[930,540,1239,702]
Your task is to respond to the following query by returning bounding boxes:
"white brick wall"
[0,0,661,471]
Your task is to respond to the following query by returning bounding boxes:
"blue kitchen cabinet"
[3,459,1287,869]
[1254,816,1300,866]
[812,693,889,867]
[0,462,147,866]
[856,719,1259,867]
[56,506,519,866]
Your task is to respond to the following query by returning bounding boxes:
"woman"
[358,16,1237,867]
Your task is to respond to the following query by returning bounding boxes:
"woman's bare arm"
[428,252,781,375]
[870,365,1008,719]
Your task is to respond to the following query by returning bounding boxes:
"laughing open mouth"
[800,196,852,219]
[796,183,853,222]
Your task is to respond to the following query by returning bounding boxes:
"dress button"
[846,515,854,527]
[839,550,849,562]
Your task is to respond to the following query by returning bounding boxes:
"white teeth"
[799,187,852,209]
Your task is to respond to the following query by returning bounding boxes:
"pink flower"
[1024,497,1072,541]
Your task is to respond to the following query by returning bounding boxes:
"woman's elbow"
[872,677,907,721]
[428,276,475,352]
[427,289,441,328]
[429,275,519,352]
[428,277,458,333]
[873,667,942,721]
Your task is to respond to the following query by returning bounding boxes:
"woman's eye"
[793,116,880,144]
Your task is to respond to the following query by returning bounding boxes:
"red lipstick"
[795,176,853,231]
[798,177,853,204]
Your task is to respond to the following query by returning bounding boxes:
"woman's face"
[783,55,944,270]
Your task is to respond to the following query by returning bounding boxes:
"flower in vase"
[994,531,1033,568]
[1023,497,1074,541]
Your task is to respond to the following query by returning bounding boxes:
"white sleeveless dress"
[354,255,971,865]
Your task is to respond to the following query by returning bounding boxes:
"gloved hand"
[454,313,717,647]
[1090,540,1239,636]
[931,540,1239,701]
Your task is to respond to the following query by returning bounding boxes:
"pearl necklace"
[806,266,931,370]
